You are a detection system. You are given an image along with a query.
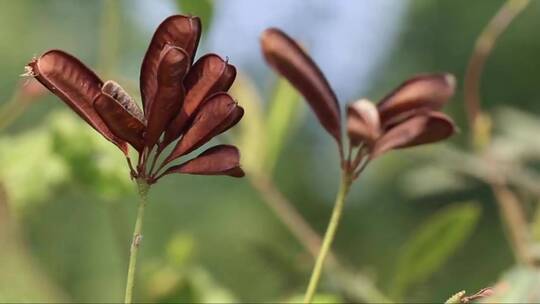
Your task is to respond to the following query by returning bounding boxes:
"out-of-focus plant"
[26,14,245,303]
[260,28,458,303]
[232,72,391,303]
[0,127,68,213]
[231,73,320,256]
[479,267,540,303]
[0,179,67,302]
[445,288,493,304]
[390,202,481,300]
[143,233,237,303]
[460,0,539,300]
[396,0,540,301]
[48,110,133,200]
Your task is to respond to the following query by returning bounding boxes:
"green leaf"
[265,77,302,173]
[176,0,214,33]
[390,202,481,299]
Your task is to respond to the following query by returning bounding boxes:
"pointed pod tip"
[21,64,36,78]
[162,14,200,23]
[229,167,246,178]
[260,28,288,54]
[260,27,281,40]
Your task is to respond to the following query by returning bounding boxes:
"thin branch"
[464,0,529,128]
[462,0,533,267]
[491,184,535,265]
[248,172,391,303]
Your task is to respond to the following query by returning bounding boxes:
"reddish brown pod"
[260,28,456,174]
[27,15,246,304]
[28,15,245,184]
[261,28,342,146]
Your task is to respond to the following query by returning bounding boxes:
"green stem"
[304,171,352,304]
[124,179,150,304]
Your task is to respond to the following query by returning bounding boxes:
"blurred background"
[1,0,540,302]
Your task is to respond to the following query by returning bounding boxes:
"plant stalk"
[491,184,534,266]
[463,0,533,267]
[464,0,529,129]
[124,179,150,304]
[304,171,352,304]
[249,171,390,303]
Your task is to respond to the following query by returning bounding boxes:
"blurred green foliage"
[264,78,302,173]
[0,128,68,212]
[389,202,481,299]
[1,0,540,303]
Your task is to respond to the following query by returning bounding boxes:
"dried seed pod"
[102,81,145,122]
[163,54,236,145]
[27,50,128,153]
[346,99,381,146]
[261,28,342,144]
[396,111,456,148]
[144,45,190,148]
[371,112,456,158]
[378,73,456,128]
[163,145,244,178]
[165,93,241,163]
[140,15,201,113]
[94,93,145,151]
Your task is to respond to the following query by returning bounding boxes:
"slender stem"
[124,179,150,304]
[464,0,529,128]
[304,171,352,304]
[249,171,390,303]
[491,183,534,266]
[462,0,533,267]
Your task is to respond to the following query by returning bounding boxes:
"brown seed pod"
[261,28,342,145]
[163,144,244,178]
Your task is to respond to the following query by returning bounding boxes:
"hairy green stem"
[304,171,352,304]
[124,179,150,304]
